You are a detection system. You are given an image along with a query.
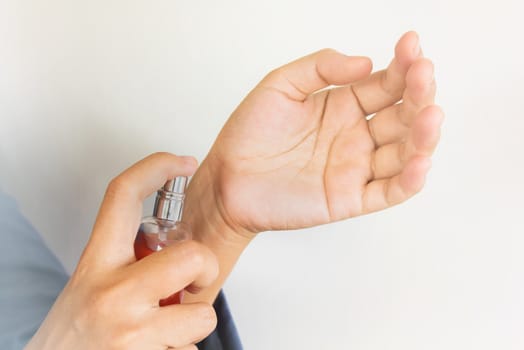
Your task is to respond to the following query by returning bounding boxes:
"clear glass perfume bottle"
[134,176,191,306]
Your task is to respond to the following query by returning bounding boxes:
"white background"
[1,0,523,349]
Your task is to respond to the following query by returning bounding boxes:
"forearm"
[182,162,252,304]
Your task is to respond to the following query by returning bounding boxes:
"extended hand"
[189,32,442,236]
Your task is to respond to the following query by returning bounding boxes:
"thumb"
[82,152,198,269]
[260,49,372,101]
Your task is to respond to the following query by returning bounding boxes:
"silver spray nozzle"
[153,176,188,222]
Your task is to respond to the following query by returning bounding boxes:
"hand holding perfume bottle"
[134,176,192,305]
[25,154,219,350]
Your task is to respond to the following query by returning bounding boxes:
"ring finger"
[368,58,436,147]
[371,105,444,180]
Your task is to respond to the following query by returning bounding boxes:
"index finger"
[260,49,372,101]
[83,152,198,268]
[351,31,422,115]
[125,240,219,304]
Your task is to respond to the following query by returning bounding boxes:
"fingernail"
[413,40,421,57]
[412,33,422,57]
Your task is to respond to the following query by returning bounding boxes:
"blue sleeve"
[197,290,244,350]
[0,191,69,350]
[0,190,243,350]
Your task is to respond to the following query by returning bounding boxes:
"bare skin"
[26,155,218,350]
[25,31,443,347]
[183,31,442,303]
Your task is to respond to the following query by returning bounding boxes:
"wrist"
[184,159,254,246]
[182,160,252,303]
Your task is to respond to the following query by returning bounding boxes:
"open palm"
[199,32,442,234]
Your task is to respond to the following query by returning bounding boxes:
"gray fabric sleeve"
[0,190,243,350]
[0,191,69,350]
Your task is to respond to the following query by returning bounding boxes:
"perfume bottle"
[134,176,192,306]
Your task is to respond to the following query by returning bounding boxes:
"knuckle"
[318,48,337,57]
[425,104,444,117]
[380,70,400,97]
[420,57,434,67]
[179,241,218,278]
[150,151,174,160]
[106,176,133,200]
[263,67,284,83]
[198,304,218,330]
[184,242,207,269]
